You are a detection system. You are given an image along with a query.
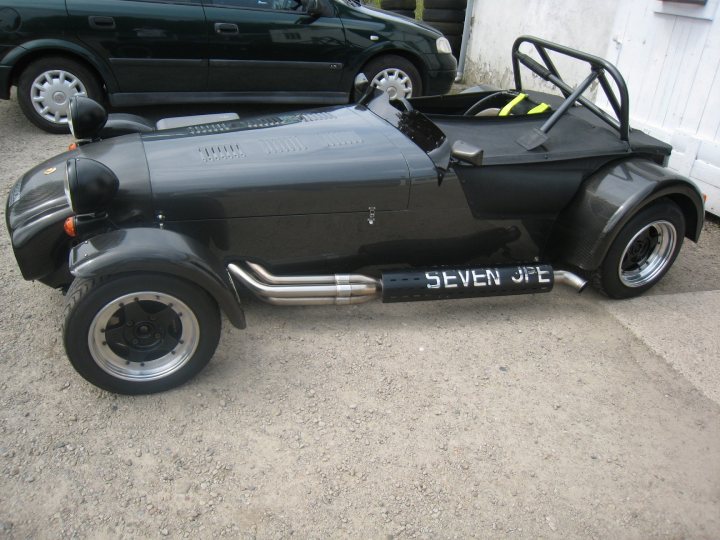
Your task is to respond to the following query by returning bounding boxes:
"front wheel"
[360,55,422,100]
[595,199,685,299]
[63,274,221,394]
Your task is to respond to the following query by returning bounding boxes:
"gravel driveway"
[1,95,719,539]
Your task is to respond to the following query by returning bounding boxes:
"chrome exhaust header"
[228,262,587,306]
[227,263,380,306]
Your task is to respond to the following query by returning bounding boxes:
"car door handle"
[214,22,239,35]
[88,16,116,30]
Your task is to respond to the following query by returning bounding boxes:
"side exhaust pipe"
[553,270,588,293]
[228,262,587,306]
[227,263,380,306]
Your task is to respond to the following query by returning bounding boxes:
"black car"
[6,37,704,394]
[0,0,456,133]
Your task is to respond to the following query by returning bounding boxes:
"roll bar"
[511,36,630,150]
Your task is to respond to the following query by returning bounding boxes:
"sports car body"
[5,37,705,394]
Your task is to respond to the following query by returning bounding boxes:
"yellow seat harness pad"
[498,93,550,116]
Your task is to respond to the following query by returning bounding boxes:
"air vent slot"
[199,143,246,162]
[260,137,307,154]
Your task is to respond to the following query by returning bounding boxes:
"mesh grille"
[10,182,64,214]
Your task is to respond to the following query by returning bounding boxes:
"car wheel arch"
[552,159,704,273]
[68,228,247,330]
[5,41,115,95]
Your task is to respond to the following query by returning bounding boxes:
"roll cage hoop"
[511,35,630,150]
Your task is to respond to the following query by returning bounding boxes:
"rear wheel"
[361,55,422,100]
[63,274,221,394]
[595,200,685,299]
[17,56,102,134]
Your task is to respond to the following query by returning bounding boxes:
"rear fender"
[553,159,704,272]
[69,228,246,329]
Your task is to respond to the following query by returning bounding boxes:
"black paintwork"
[0,0,456,104]
[5,85,705,327]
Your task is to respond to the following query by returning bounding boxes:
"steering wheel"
[463,91,516,116]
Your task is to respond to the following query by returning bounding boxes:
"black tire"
[361,54,423,99]
[17,56,103,134]
[63,274,221,394]
[594,199,685,299]
[425,21,464,36]
[389,9,416,17]
[380,0,416,9]
[422,8,465,22]
[424,0,466,9]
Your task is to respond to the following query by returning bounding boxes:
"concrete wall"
[463,0,621,94]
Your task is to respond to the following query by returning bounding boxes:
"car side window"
[207,0,305,11]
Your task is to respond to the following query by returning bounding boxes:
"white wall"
[463,0,720,215]
[463,0,620,93]
[599,0,720,215]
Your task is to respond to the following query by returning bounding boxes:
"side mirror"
[451,140,484,166]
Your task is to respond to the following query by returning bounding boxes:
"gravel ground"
[1,94,719,539]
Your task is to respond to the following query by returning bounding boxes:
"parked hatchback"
[0,0,456,133]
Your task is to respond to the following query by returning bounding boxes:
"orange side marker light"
[64,216,77,237]
[68,142,78,151]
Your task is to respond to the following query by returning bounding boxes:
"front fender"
[69,228,246,329]
[554,159,704,272]
[1,39,118,95]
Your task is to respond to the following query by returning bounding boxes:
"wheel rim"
[618,220,677,288]
[371,68,413,99]
[88,292,200,382]
[30,69,87,125]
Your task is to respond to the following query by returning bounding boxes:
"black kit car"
[0,0,456,133]
[6,37,705,394]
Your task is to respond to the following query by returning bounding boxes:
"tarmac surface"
[1,94,719,539]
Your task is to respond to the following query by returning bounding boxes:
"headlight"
[68,96,108,140]
[436,37,453,55]
[65,158,119,215]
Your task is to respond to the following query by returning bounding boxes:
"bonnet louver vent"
[246,117,284,128]
[301,112,335,122]
[321,131,363,147]
[199,144,246,162]
[187,123,231,135]
[260,137,307,154]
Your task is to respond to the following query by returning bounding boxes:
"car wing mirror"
[451,140,484,166]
